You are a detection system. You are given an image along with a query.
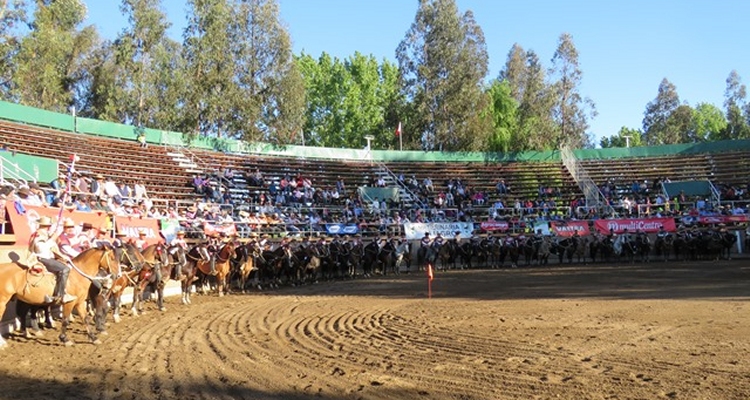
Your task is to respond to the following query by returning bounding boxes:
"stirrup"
[62,294,77,303]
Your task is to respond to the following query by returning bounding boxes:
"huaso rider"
[30,216,77,304]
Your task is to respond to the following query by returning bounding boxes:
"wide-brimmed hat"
[37,216,53,227]
[115,231,128,237]
[63,218,76,228]
[176,230,186,236]
[138,229,147,236]
[17,187,30,196]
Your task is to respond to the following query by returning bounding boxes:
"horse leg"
[157,283,167,312]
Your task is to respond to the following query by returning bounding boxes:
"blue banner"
[325,224,359,235]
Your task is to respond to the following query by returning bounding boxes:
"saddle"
[17,251,46,275]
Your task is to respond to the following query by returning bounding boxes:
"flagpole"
[427,263,433,299]
[400,129,403,151]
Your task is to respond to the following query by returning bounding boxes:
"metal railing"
[560,145,616,217]
[0,156,37,187]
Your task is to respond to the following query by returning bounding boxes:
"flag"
[427,263,434,281]
[395,122,402,137]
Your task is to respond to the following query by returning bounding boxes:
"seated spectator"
[496,180,508,195]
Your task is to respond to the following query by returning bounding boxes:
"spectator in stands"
[496,179,508,195]
[74,195,91,212]
[137,130,147,148]
[90,174,105,199]
[376,176,386,188]
[103,177,120,203]
[18,185,44,206]
[423,177,434,193]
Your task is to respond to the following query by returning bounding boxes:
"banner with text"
[4,203,108,246]
[115,217,162,247]
[203,222,238,237]
[594,217,676,234]
[403,222,473,240]
[698,215,749,225]
[325,224,359,235]
[550,220,590,237]
[479,221,510,232]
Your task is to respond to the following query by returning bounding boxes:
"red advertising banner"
[115,217,162,247]
[594,217,676,234]
[550,220,591,237]
[479,221,510,232]
[698,215,749,224]
[204,222,238,237]
[4,203,108,246]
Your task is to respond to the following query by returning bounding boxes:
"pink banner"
[5,203,108,246]
[204,222,238,237]
[698,215,749,224]
[594,218,676,234]
[550,220,591,237]
[480,221,510,232]
[115,217,162,246]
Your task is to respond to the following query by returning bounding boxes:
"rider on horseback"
[201,232,221,275]
[170,230,189,280]
[30,216,77,305]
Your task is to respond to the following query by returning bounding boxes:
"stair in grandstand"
[227,171,252,206]
[560,144,617,217]
[374,162,428,210]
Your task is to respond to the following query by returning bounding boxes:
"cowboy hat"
[37,216,53,227]
[176,230,186,236]
[63,218,76,228]
[115,231,128,237]
[138,229,147,236]
[17,187,30,196]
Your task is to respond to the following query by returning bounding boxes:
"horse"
[378,240,397,275]
[362,240,380,277]
[101,243,148,324]
[233,242,260,291]
[140,243,171,311]
[195,241,236,296]
[416,244,438,272]
[147,244,184,311]
[14,301,55,339]
[0,247,119,348]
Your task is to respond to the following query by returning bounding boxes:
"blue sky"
[85,0,750,146]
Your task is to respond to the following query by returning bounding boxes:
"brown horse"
[140,243,171,311]
[195,241,236,297]
[106,243,149,323]
[0,247,119,348]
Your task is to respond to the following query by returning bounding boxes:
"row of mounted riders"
[0,228,739,347]
[416,229,738,269]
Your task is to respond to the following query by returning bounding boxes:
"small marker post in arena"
[427,263,434,299]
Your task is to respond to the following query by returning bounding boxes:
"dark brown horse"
[140,243,171,311]
[0,247,119,348]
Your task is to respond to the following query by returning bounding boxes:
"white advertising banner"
[403,222,474,240]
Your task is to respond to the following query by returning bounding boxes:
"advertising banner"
[160,218,182,244]
[115,217,162,246]
[593,217,676,234]
[479,221,510,232]
[550,220,590,237]
[4,203,108,246]
[203,222,238,237]
[325,224,359,235]
[697,215,749,225]
[403,222,473,240]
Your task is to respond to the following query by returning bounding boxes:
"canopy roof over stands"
[662,180,713,199]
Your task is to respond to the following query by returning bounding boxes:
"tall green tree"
[0,0,27,99]
[231,0,304,144]
[498,43,526,103]
[516,50,555,151]
[298,52,401,149]
[691,102,726,142]
[111,0,175,128]
[549,33,596,148]
[600,126,643,148]
[642,78,680,145]
[396,0,491,151]
[662,104,693,144]
[484,79,518,152]
[182,0,236,137]
[12,0,97,112]
[721,70,750,140]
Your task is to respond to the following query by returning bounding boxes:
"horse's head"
[119,243,146,272]
[74,247,121,280]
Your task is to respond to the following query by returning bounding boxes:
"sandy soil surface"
[0,260,749,400]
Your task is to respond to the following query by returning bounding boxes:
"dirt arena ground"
[0,260,749,400]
